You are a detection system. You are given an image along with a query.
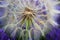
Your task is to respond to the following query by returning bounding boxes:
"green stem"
[25,19,29,40]
[25,17,32,40]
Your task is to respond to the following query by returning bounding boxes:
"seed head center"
[24,7,33,15]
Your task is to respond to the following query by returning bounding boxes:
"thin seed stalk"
[25,17,32,40]
[25,19,29,40]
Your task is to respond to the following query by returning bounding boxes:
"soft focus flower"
[1,0,59,40]
[45,27,60,40]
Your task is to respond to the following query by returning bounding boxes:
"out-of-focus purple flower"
[0,29,10,40]
[45,27,60,40]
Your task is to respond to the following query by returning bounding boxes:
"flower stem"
[25,18,29,40]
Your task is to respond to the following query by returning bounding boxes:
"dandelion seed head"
[2,0,59,40]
